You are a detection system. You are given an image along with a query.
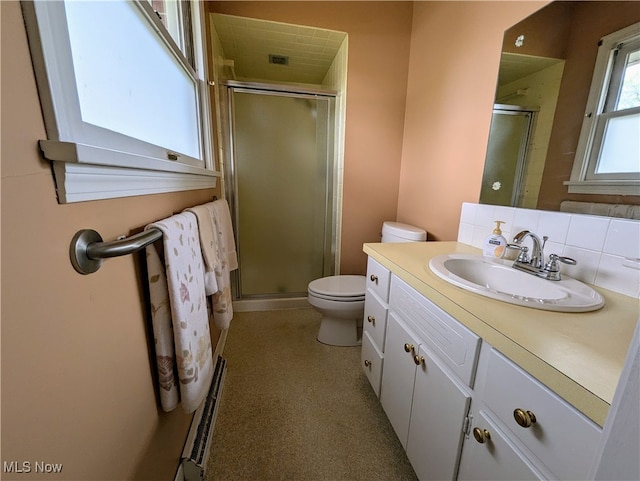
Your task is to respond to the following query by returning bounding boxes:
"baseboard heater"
[181,355,227,481]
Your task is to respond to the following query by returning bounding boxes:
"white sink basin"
[428,254,604,312]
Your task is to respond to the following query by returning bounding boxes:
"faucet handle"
[548,254,577,266]
[508,244,529,263]
[544,254,577,280]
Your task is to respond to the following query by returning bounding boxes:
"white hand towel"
[212,199,238,270]
[207,199,238,330]
[185,204,219,296]
[145,212,213,413]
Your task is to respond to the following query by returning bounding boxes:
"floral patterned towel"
[184,204,219,296]
[145,212,214,413]
[212,199,238,271]
[145,245,179,412]
[208,199,238,330]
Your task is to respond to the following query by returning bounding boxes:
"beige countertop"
[363,241,639,427]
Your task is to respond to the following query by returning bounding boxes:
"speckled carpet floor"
[205,308,417,481]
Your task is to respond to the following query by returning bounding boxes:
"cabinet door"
[361,331,384,397]
[389,275,480,387]
[380,313,420,449]
[406,345,471,481]
[483,349,601,481]
[457,411,546,481]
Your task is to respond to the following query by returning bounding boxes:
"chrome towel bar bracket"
[70,228,162,275]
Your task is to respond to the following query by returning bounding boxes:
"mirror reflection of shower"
[481,52,565,208]
[208,13,348,302]
[480,105,535,207]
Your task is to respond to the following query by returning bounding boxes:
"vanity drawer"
[366,257,391,302]
[483,349,602,481]
[361,331,383,397]
[363,289,388,352]
[389,275,480,387]
[458,410,546,481]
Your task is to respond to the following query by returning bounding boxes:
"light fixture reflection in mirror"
[479,1,640,214]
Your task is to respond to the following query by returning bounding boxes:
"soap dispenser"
[483,221,507,258]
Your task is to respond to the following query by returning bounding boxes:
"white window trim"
[566,22,640,196]
[22,0,220,203]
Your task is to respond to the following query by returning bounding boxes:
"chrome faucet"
[509,230,576,280]
[512,230,546,270]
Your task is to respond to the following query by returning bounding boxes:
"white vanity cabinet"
[458,347,602,481]
[361,257,391,397]
[361,244,630,481]
[379,275,480,481]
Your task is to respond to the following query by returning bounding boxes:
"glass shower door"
[229,88,335,298]
[479,108,534,207]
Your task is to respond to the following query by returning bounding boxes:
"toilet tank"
[381,221,427,243]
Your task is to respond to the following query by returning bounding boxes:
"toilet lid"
[308,275,366,300]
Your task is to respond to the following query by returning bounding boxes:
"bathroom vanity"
[361,241,638,481]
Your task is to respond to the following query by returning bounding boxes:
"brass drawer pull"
[367,315,375,324]
[404,343,414,353]
[364,359,372,368]
[413,355,425,366]
[473,427,491,444]
[370,274,378,283]
[513,408,537,428]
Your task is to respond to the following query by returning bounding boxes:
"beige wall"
[397,1,545,241]
[2,1,555,479]
[207,1,415,275]
[208,2,546,247]
[1,2,219,479]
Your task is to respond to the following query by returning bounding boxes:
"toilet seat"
[308,275,365,302]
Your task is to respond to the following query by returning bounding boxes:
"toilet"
[308,221,427,346]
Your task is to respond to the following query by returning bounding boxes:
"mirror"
[480,1,640,214]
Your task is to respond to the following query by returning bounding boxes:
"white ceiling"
[211,14,561,90]
[211,14,347,84]
[498,52,564,87]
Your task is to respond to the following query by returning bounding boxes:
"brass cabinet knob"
[513,408,537,428]
[413,355,425,366]
[367,315,375,324]
[473,427,491,444]
[404,343,414,353]
[364,360,372,368]
[370,274,378,283]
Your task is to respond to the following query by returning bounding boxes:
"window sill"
[564,180,640,196]
[41,140,219,203]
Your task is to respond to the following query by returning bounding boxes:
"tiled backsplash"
[457,203,640,298]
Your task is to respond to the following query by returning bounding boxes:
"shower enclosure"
[225,84,337,300]
[479,106,535,207]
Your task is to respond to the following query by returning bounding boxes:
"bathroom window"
[567,22,640,195]
[148,0,194,67]
[22,0,218,203]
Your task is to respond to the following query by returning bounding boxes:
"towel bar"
[70,228,162,275]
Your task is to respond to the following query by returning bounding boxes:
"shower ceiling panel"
[498,53,564,86]
[211,14,346,84]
